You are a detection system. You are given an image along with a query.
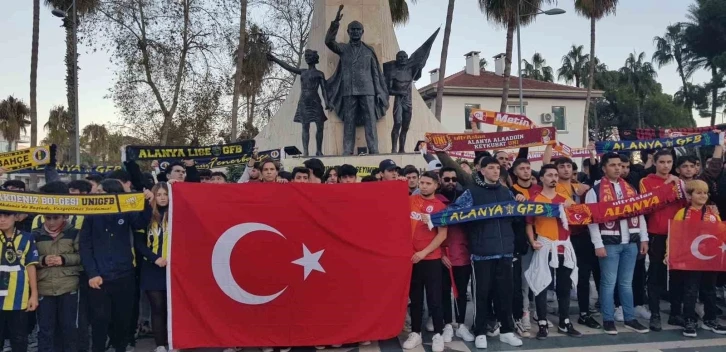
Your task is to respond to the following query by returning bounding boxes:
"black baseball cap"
[379,159,397,171]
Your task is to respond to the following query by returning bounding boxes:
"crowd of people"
[0,140,725,352]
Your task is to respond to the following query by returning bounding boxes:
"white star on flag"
[292,244,326,280]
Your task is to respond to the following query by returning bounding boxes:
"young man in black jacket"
[449,157,524,349]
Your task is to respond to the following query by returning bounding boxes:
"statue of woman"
[267,50,332,156]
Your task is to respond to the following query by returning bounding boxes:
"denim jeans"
[37,292,79,352]
[598,243,638,322]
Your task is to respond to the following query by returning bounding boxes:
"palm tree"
[31,0,40,149]
[653,24,692,118]
[81,123,109,164]
[575,0,619,144]
[434,0,455,122]
[230,0,248,142]
[479,0,554,131]
[43,105,73,163]
[390,0,417,25]
[44,0,99,161]
[557,44,588,87]
[581,56,608,88]
[619,51,658,128]
[0,96,31,152]
[521,53,554,82]
[683,0,726,126]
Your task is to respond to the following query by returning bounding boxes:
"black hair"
[394,166,403,175]
[676,155,699,168]
[2,180,26,190]
[339,164,358,178]
[40,181,69,194]
[278,170,292,181]
[540,164,558,177]
[371,168,381,176]
[303,158,325,179]
[478,156,499,168]
[420,171,440,183]
[361,175,378,182]
[439,166,456,175]
[100,179,125,194]
[323,166,340,182]
[67,180,92,194]
[653,149,674,162]
[107,169,131,183]
[403,165,419,177]
[166,161,185,174]
[474,151,492,166]
[572,163,578,171]
[291,167,310,179]
[582,158,594,169]
[210,171,228,181]
[85,174,103,183]
[600,152,622,169]
[511,158,530,171]
[619,154,630,163]
[198,169,212,178]
[554,157,574,168]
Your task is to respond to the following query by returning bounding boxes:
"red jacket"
[639,174,686,235]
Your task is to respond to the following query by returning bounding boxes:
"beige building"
[419,51,604,150]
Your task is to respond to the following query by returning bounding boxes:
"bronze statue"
[267,50,332,156]
[325,5,389,155]
[383,28,439,153]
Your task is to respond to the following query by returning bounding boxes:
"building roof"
[418,70,603,99]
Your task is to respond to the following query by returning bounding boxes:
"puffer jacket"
[33,222,81,296]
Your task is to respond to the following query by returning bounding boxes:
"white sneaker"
[431,333,444,352]
[426,317,435,332]
[614,306,624,322]
[474,335,487,349]
[155,347,168,352]
[499,332,523,347]
[402,332,422,350]
[456,325,475,342]
[514,319,530,338]
[442,324,454,342]
[359,341,371,346]
[635,305,651,320]
[522,311,532,331]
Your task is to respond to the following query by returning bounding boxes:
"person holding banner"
[80,179,151,352]
[586,153,651,336]
[448,156,523,349]
[668,180,726,337]
[525,165,581,340]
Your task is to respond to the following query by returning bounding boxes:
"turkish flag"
[168,182,412,349]
[668,220,726,271]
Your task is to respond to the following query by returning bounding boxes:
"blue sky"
[0,0,716,143]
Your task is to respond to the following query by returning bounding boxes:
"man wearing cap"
[379,159,399,181]
[427,160,443,177]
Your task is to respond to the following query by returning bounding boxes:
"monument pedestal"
[255,0,447,156]
[281,152,430,176]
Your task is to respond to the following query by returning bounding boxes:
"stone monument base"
[281,152,430,176]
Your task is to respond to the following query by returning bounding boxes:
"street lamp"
[51,1,80,167]
[516,1,565,117]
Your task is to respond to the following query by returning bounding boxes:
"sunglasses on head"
[442,177,457,183]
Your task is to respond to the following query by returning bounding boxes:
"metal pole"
[516,1,524,116]
[72,0,80,167]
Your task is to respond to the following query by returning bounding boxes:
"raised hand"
[334,5,344,22]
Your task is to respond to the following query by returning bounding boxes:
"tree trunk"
[433,0,455,121]
[582,17,596,145]
[30,0,40,189]
[711,66,718,126]
[64,20,78,164]
[230,0,248,142]
[496,20,515,132]
[676,58,693,120]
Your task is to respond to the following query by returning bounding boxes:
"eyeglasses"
[442,177,457,183]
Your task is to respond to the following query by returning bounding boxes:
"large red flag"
[168,182,412,349]
[668,220,726,271]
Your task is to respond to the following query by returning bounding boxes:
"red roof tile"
[419,70,589,92]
